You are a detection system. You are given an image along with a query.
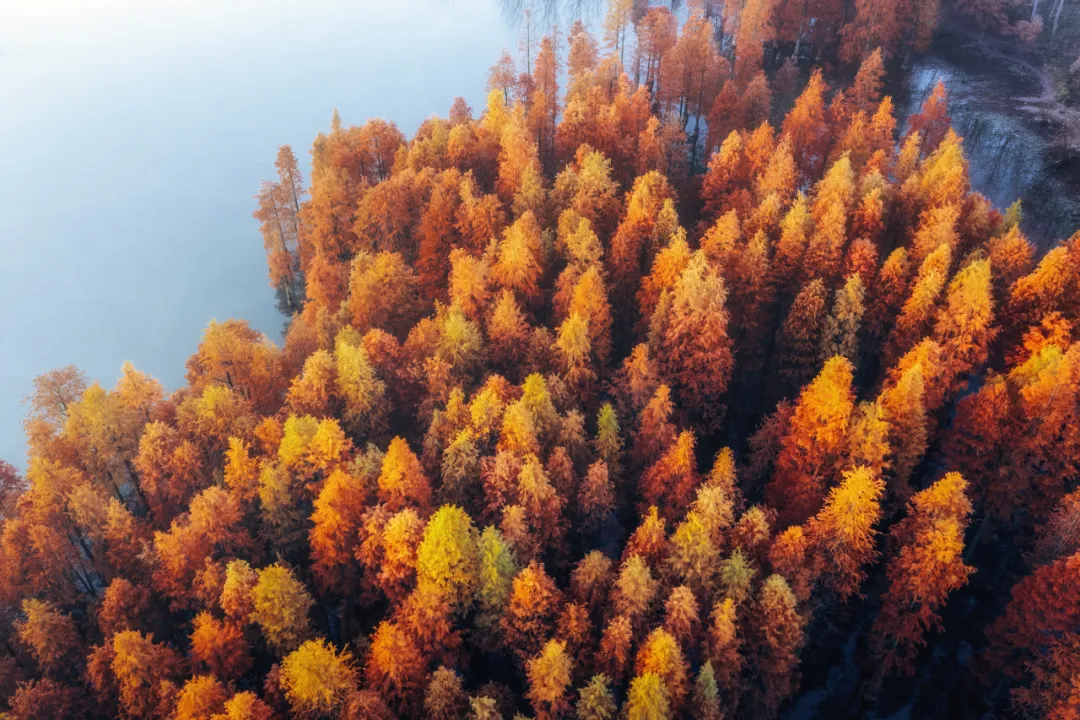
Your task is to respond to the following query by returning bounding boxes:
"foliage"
[2,10,1077,719]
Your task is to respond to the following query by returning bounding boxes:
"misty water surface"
[0,0,525,467]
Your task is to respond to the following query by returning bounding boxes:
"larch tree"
[771,193,811,295]
[173,675,229,720]
[870,472,974,678]
[884,242,952,368]
[635,628,690,712]
[879,361,929,503]
[692,662,723,720]
[613,554,661,633]
[106,630,184,720]
[280,639,358,718]
[426,666,470,720]
[771,279,829,397]
[781,70,830,182]
[705,597,744,701]
[377,437,433,514]
[608,172,675,325]
[906,81,951,154]
[576,674,617,720]
[597,615,635,686]
[624,672,671,720]
[666,510,721,599]
[983,551,1080,684]
[866,247,912,344]
[648,251,734,427]
[502,562,564,663]
[1030,487,1080,566]
[365,622,427,715]
[819,273,866,365]
[415,505,480,615]
[751,575,805,718]
[250,564,313,655]
[529,35,561,172]
[492,211,545,308]
[190,612,252,680]
[527,639,574,719]
[932,258,995,398]
[766,356,856,525]
[805,466,886,601]
[734,0,776,84]
[310,467,368,594]
[640,430,700,521]
[603,0,635,65]
[15,598,80,675]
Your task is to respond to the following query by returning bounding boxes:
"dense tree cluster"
[3,3,1080,719]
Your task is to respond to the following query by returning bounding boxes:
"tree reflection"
[497,0,603,29]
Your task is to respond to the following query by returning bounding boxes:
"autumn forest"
[2,0,1079,718]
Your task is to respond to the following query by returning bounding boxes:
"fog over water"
[0,0,525,467]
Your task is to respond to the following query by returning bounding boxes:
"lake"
[0,0,526,468]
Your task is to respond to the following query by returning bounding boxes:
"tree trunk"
[1052,0,1066,34]
[123,457,154,522]
[689,66,709,173]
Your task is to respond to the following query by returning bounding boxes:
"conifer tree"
[767,357,856,525]
[649,252,734,426]
[751,575,805,718]
[871,473,973,678]
[772,279,829,397]
[805,466,886,601]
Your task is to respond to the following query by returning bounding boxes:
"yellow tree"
[415,505,480,615]
[526,639,573,719]
[879,362,928,504]
[766,356,855,526]
[250,564,313,654]
[280,639,359,718]
[635,628,690,712]
[819,273,866,365]
[932,258,995,399]
[805,466,886,601]
[870,472,974,678]
[648,251,734,428]
[377,437,433,513]
[884,242,952,368]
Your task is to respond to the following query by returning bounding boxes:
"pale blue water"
[0,0,529,468]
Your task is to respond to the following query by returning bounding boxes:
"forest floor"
[909,14,1080,246]
[945,17,1080,152]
